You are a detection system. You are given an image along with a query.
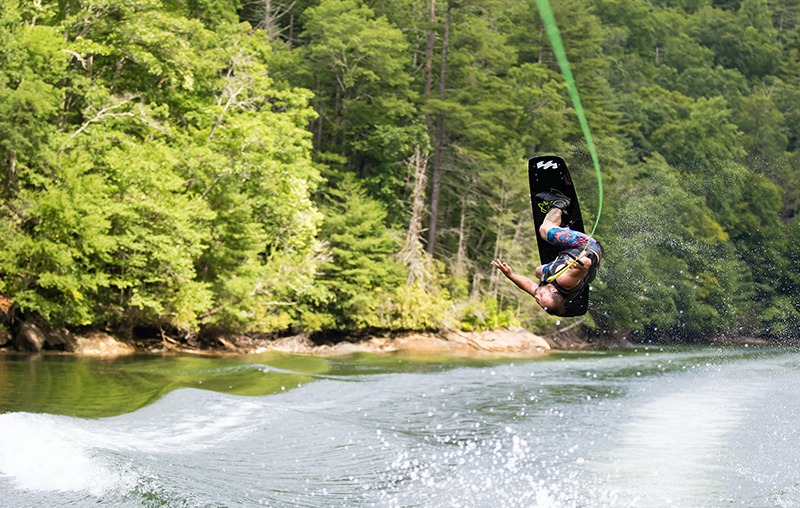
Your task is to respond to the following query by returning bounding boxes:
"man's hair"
[543,292,567,316]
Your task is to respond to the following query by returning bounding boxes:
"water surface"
[1,346,798,507]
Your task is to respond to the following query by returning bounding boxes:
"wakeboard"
[528,155,589,317]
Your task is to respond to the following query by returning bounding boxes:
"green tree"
[3,0,800,345]
[1,0,322,337]
[296,0,424,214]
[311,174,405,330]
[732,91,788,163]
[692,2,781,79]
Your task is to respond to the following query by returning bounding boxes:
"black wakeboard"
[528,155,589,317]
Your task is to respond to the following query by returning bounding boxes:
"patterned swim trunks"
[541,227,603,275]
[545,226,599,250]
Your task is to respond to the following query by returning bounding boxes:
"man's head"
[533,284,566,315]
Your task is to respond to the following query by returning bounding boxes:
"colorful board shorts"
[541,227,603,274]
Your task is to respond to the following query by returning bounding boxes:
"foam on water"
[0,412,135,495]
[0,388,269,500]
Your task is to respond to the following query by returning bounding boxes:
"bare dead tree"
[400,147,432,286]
[241,0,297,43]
[453,170,478,282]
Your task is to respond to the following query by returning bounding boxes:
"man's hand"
[567,256,591,273]
[491,259,513,278]
[492,259,537,296]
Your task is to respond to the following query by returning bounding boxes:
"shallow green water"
[0,351,510,418]
[1,346,799,507]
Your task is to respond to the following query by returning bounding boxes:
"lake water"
[0,345,799,507]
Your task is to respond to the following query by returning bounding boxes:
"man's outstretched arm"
[491,259,537,297]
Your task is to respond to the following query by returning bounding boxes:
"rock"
[262,329,551,357]
[73,332,135,357]
[217,337,243,353]
[265,333,327,354]
[261,334,375,355]
[443,328,551,355]
[390,334,472,354]
[44,328,77,352]
[0,326,10,347]
[15,322,46,352]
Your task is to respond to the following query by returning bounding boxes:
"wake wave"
[0,412,136,495]
[0,389,270,498]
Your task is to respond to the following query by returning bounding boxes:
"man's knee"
[540,209,562,240]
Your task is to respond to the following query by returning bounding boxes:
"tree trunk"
[259,0,294,43]
[489,192,508,299]
[424,0,436,101]
[263,0,276,40]
[454,175,475,281]
[470,272,482,300]
[5,151,15,194]
[426,0,452,254]
[314,76,324,152]
[454,192,468,279]
[401,147,429,285]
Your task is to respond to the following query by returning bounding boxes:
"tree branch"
[66,97,137,143]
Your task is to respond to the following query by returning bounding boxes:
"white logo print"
[537,160,559,170]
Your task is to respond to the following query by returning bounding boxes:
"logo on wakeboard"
[536,160,559,170]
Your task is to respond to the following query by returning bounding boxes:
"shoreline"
[116,328,563,358]
[0,327,632,358]
[1,324,793,358]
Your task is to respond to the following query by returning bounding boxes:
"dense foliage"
[1,0,799,342]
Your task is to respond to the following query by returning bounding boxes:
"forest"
[1,0,799,343]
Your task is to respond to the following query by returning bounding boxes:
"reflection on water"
[0,352,338,418]
[0,346,799,507]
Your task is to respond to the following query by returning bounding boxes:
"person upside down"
[492,191,603,316]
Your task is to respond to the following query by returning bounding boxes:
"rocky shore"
[259,329,556,357]
[0,322,634,358]
[4,322,783,358]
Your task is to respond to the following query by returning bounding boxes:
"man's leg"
[542,217,591,251]
[536,190,594,250]
[539,208,563,241]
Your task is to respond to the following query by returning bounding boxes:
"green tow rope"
[535,0,603,238]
